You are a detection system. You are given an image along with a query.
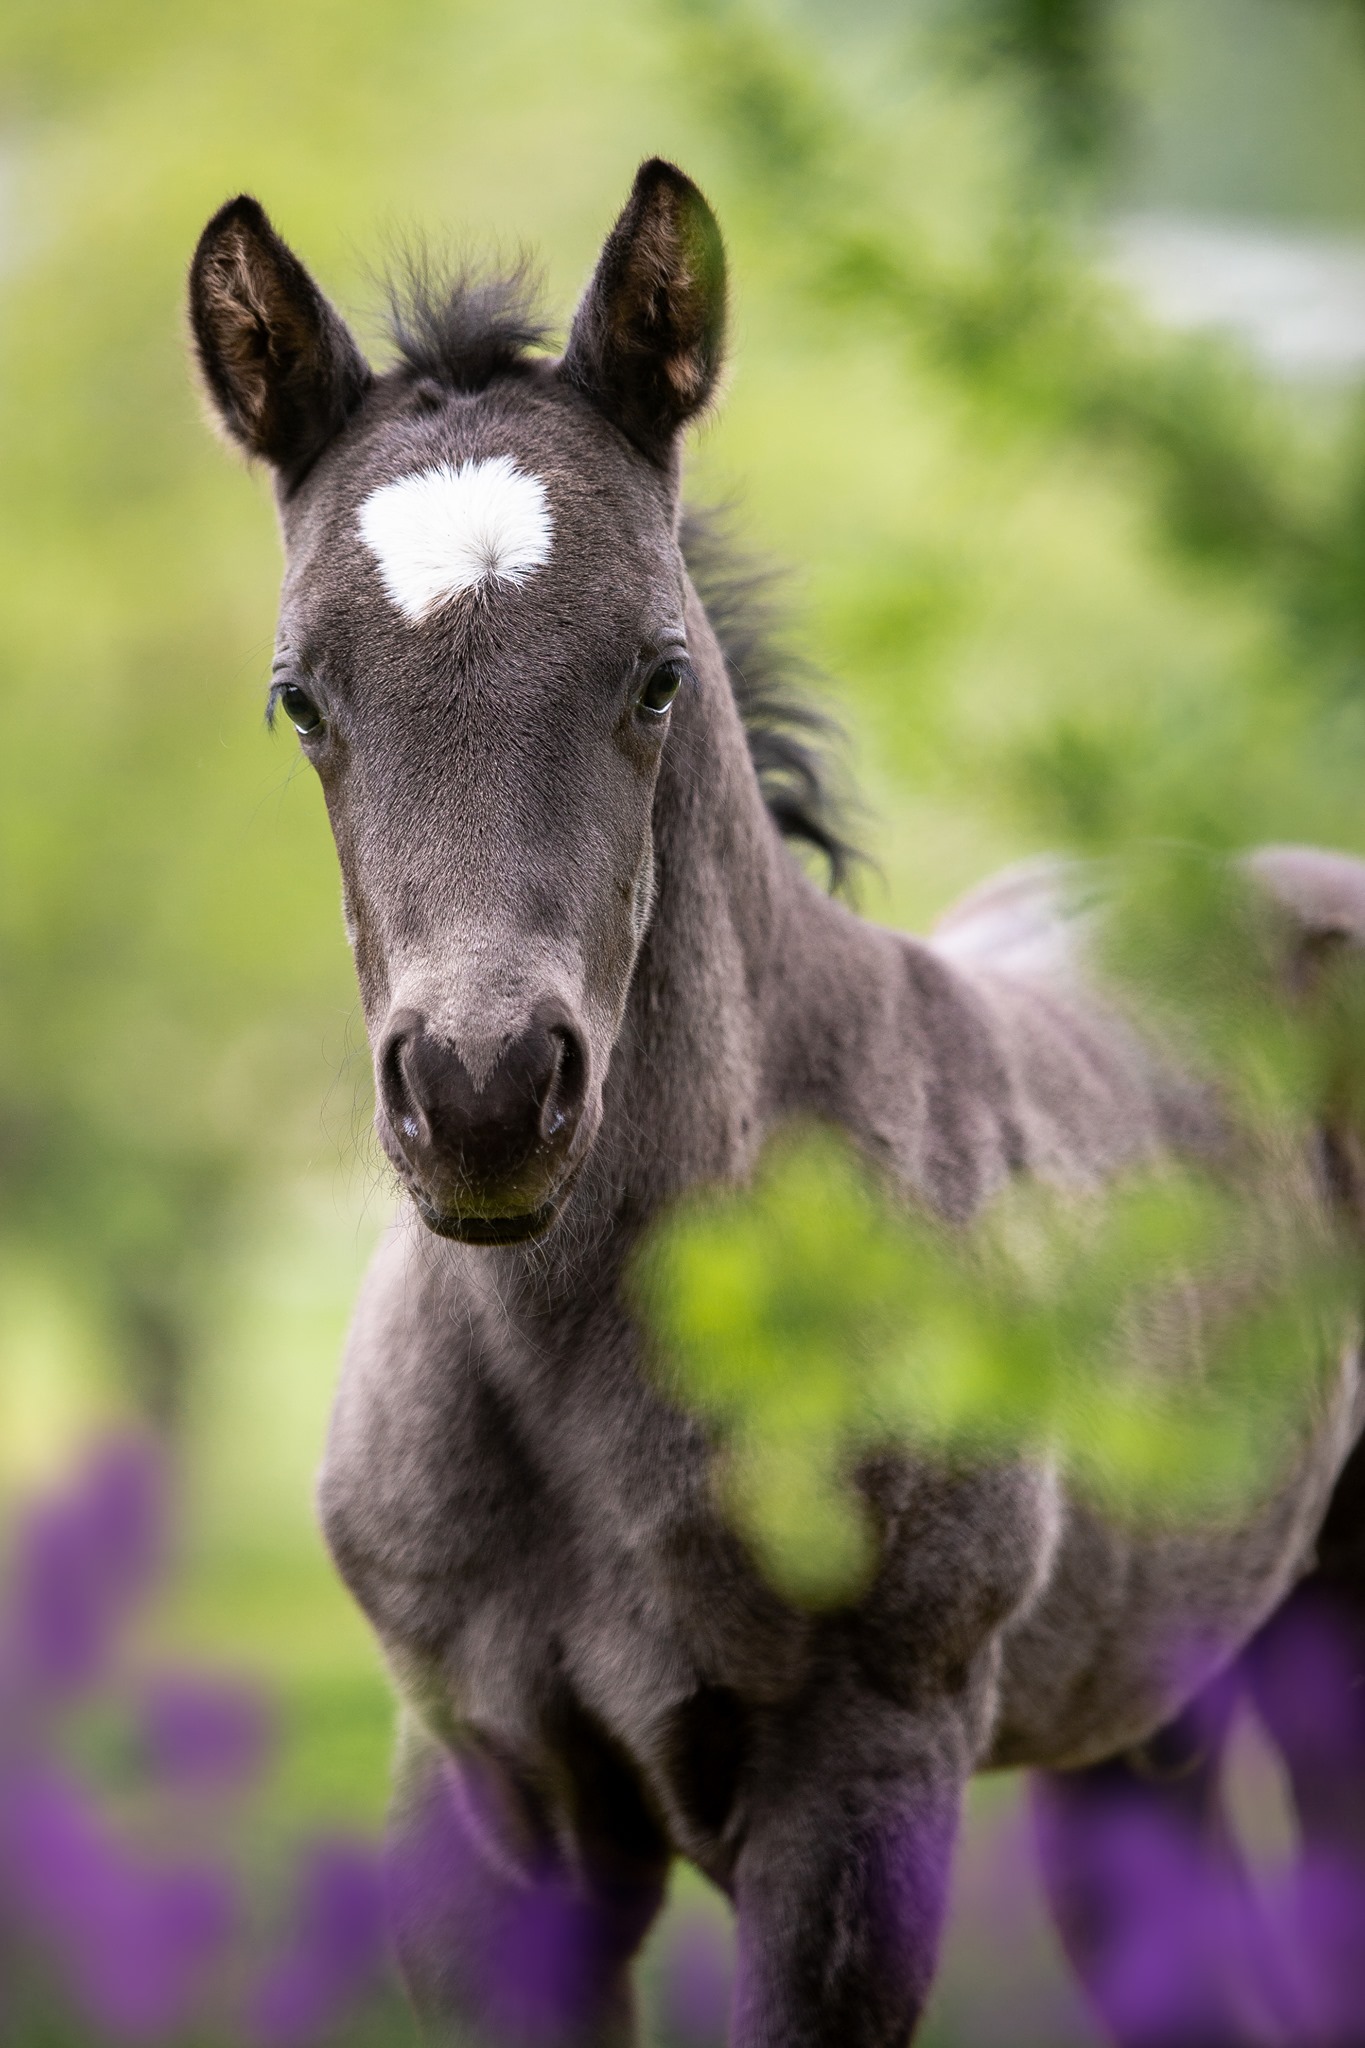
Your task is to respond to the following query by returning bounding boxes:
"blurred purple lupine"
[1066,1803,1269,2040]
[2,1763,237,2041]
[3,1439,167,1703]
[1250,1588,1362,1762]
[1031,1594,1365,2045]
[0,1438,387,2045]
[384,1744,628,2043]
[1265,1847,1365,2041]
[248,1841,386,2047]
[140,1672,276,1793]
[13,1436,1365,2045]
[483,1866,609,2043]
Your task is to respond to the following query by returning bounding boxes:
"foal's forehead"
[282,376,680,641]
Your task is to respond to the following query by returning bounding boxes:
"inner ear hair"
[189,195,372,485]
[560,159,727,467]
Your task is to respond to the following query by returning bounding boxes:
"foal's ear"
[560,160,726,467]
[188,195,372,486]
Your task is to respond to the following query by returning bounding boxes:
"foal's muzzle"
[376,1003,591,1243]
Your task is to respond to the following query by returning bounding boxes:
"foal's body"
[321,754,1361,2039]
[190,162,1365,2043]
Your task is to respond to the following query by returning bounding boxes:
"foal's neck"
[612,631,919,1204]
[601,602,1020,1247]
[511,601,1004,1311]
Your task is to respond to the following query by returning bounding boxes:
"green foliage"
[644,1121,1358,1608]
[942,0,1120,163]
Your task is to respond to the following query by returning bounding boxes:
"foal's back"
[927,846,1365,1766]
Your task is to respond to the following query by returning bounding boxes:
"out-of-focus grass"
[162,1188,395,1844]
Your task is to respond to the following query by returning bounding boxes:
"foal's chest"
[324,1223,1362,1807]
[321,1246,797,1748]
[323,1244,1054,1773]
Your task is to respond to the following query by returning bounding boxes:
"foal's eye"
[277,683,325,738]
[635,657,688,720]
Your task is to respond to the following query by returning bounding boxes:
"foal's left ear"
[189,194,372,487]
[560,160,726,468]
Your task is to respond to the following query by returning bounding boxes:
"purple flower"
[0,1439,392,2048]
[247,1840,386,2046]
[483,1866,606,2043]
[385,1751,624,2043]
[140,1671,275,1793]
[81,1438,167,1609]
[1250,1588,1363,1763]
[1266,1847,1365,2040]
[1086,1808,1266,2042]
[1,1762,236,2041]
[3,1438,166,1703]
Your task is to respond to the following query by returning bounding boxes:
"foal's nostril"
[539,1026,587,1143]
[378,1013,426,1149]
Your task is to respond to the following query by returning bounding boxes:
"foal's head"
[190,163,726,1244]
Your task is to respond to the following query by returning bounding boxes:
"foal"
[191,161,1365,2045]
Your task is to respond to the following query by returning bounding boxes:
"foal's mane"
[676,508,861,895]
[385,264,862,894]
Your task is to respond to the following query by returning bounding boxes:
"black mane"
[680,508,862,895]
[385,269,861,891]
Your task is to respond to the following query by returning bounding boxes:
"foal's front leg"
[728,1684,970,2048]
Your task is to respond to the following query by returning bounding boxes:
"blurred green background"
[5,0,1365,2039]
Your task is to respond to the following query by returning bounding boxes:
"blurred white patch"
[931,856,1086,982]
[358,456,553,622]
[1106,213,1365,384]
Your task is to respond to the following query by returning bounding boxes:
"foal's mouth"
[413,1193,565,1245]
[407,1152,587,1247]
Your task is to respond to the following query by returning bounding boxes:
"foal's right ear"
[188,195,372,486]
[560,160,726,468]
